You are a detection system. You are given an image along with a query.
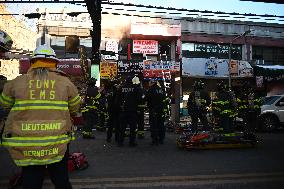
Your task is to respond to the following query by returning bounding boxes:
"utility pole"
[85,0,101,74]
[228,29,252,90]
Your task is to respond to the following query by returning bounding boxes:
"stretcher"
[176,130,258,150]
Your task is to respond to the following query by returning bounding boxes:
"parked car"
[258,94,284,131]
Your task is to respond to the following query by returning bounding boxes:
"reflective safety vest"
[212,95,237,118]
[81,93,101,113]
[0,69,81,166]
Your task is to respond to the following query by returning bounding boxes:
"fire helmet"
[0,30,13,52]
[31,44,59,63]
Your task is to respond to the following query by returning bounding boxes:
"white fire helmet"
[31,44,59,63]
[132,76,140,85]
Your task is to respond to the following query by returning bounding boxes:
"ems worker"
[0,44,81,189]
[81,78,100,139]
[187,80,211,133]
[116,76,142,147]
[146,80,167,145]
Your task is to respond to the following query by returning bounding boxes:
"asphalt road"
[1,130,284,189]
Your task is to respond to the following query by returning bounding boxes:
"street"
[1,129,284,189]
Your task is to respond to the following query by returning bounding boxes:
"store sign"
[105,39,119,53]
[143,60,180,79]
[117,60,179,79]
[117,60,143,74]
[182,58,253,77]
[100,61,117,79]
[19,59,90,76]
[133,40,158,55]
[131,23,181,37]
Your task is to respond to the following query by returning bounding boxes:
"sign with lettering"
[105,39,119,53]
[100,61,117,79]
[143,60,180,79]
[19,59,91,76]
[133,40,158,55]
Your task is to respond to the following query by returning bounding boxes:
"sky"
[5,0,284,29]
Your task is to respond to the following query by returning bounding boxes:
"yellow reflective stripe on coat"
[2,134,72,147]
[11,100,68,111]
[69,95,81,107]
[14,155,64,166]
[0,93,14,106]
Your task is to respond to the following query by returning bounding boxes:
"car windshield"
[263,96,280,105]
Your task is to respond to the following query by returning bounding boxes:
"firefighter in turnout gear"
[106,79,120,143]
[0,44,81,189]
[187,80,211,133]
[146,80,168,145]
[116,76,143,147]
[237,82,262,132]
[96,84,108,132]
[81,78,100,139]
[212,81,237,133]
[134,76,146,139]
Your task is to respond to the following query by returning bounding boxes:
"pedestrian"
[81,78,100,139]
[146,80,167,145]
[0,44,81,189]
[116,76,142,147]
[187,80,211,133]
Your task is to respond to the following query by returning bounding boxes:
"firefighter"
[134,76,146,139]
[146,79,167,145]
[0,44,81,189]
[96,84,108,132]
[116,76,142,147]
[213,81,237,133]
[81,78,100,139]
[237,82,262,132]
[187,80,211,133]
[106,79,120,143]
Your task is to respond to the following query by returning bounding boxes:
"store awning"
[254,65,284,82]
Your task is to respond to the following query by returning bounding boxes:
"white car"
[259,94,284,131]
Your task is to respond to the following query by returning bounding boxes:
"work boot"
[82,131,95,139]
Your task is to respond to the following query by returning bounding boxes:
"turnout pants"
[137,110,145,136]
[107,111,119,141]
[118,112,137,145]
[149,111,165,144]
[82,110,98,132]
[189,109,209,132]
[22,150,72,189]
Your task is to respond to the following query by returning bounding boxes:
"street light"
[228,29,253,90]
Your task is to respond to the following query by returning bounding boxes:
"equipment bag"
[68,152,89,172]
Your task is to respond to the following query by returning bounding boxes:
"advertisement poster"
[239,61,253,77]
[256,76,264,88]
[105,39,119,53]
[205,59,218,76]
[133,40,158,54]
[182,58,253,77]
[230,60,238,75]
[100,61,117,79]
